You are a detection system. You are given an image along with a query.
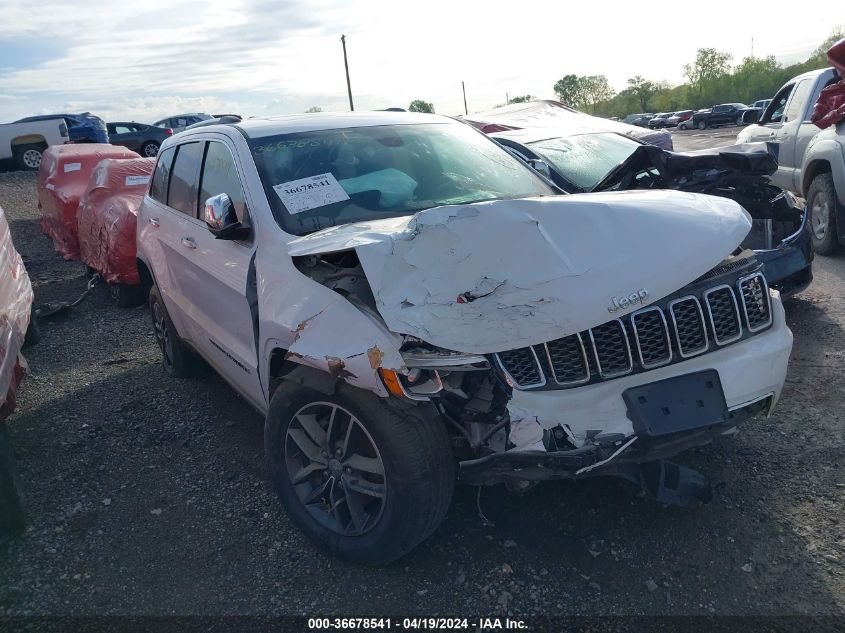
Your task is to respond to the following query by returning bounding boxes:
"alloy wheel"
[811,191,831,240]
[151,300,174,370]
[143,143,159,157]
[285,401,386,536]
[22,149,42,169]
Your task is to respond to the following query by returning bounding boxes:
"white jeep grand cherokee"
[137,112,793,564]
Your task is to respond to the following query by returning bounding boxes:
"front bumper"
[459,292,792,484]
[757,224,813,298]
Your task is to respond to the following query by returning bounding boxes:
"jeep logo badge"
[608,289,649,313]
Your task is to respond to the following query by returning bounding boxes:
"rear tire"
[0,424,26,540]
[265,382,455,565]
[13,143,46,171]
[806,173,842,256]
[148,286,202,377]
[140,141,159,158]
[110,283,145,308]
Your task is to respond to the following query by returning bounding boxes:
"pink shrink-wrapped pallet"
[0,204,33,419]
[77,157,155,285]
[37,144,139,260]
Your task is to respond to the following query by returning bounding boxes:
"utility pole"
[341,35,354,111]
[462,81,468,115]
[751,36,754,58]
[506,92,509,105]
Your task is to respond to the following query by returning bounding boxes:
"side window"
[784,79,814,123]
[765,84,794,123]
[176,118,188,128]
[149,146,176,203]
[198,141,247,222]
[115,125,133,134]
[167,142,204,216]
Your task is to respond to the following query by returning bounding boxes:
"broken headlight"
[380,349,490,400]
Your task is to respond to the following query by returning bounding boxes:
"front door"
[174,139,262,406]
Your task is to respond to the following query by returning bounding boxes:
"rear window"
[250,122,553,235]
[149,146,175,203]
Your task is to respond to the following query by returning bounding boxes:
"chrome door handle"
[181,237,197,250]
[148,218,160,227]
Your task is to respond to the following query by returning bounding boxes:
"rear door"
[150,141,205,336]
[107,123,140,151]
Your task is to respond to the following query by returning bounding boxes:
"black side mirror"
[203,193,250,240]
[742,109,761,124]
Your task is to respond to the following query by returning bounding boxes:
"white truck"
[0,118,69,170]
[738,67,845,254]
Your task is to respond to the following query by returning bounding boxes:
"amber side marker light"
[378,368,406,396]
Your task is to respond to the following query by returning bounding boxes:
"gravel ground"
[1,161,844,619]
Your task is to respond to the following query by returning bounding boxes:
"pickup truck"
[691,103,748,129]
[738,67,844,254]
[0,119,69,170]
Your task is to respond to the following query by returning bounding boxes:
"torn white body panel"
[288,190,752,354]
[505,293,792,447]
[256,256,405,401]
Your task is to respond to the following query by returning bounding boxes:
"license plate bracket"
[623,370,729,437]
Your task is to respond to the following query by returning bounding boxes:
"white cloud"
[0,0,840,122]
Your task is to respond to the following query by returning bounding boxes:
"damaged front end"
[287,191,793,507]
[594,142,813,297]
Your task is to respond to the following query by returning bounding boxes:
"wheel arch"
[267,348,343,401]
[802,159,831,197]
[11,134,47,148]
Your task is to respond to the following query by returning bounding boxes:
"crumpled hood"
[288,190,751,354]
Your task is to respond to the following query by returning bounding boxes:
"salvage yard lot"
[1,127,845,618]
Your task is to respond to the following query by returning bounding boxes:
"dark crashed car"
[491,127,812,298]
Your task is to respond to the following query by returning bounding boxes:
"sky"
[0,0,841,123]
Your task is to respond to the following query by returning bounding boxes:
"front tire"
[149,286,202,377]
[697,120,707,130]
[265,382,454,564]
[807,173,842,256]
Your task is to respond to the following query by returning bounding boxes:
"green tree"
[408,99,435,113]
[683,48,732,95]
[553,75,614,113]
[627,75,658,111]
[553,75,583,108]
[304,106,322,113]
[581,75,615,113]
[508,94,535,104]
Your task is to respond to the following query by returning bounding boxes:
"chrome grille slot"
[493,271,772,391]
[589,319,633,378]
[738,273,772,332]
[669,296,708,357]
[704,285,742,345]
[630,307,671,368]
[544,334,590,385]
[495,347,544,388]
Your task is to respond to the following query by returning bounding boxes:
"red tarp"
[0,204,33,420]
[37,144,139,260]
[811,37,845,130]
[77,157,155,285]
